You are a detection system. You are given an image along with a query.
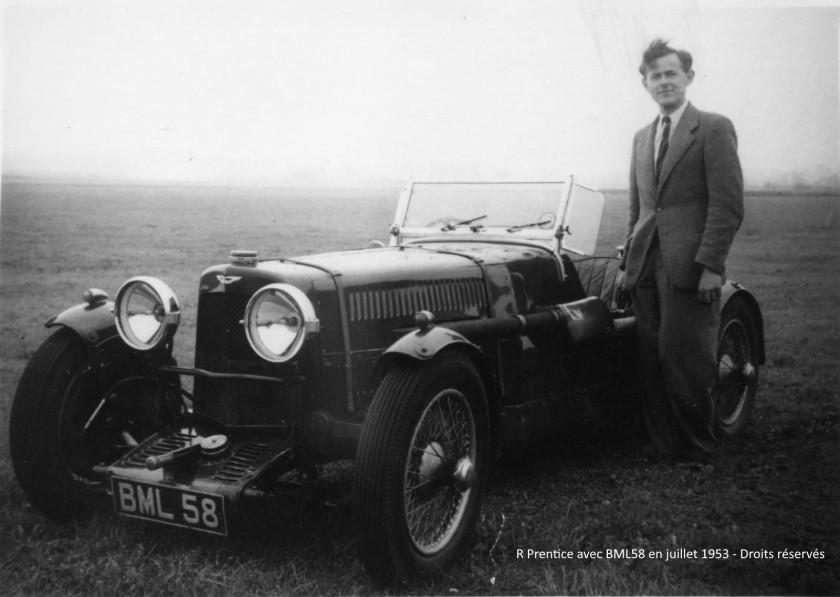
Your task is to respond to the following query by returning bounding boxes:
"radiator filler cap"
[230,250,258,267]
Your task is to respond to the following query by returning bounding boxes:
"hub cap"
[714,319,755,426]
[404,388,477,555]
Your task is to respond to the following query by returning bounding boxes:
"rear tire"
[353,352,489,585]
[713,297,760,436]
[10,328,178,521]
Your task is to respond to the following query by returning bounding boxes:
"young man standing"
[616,39,744,462]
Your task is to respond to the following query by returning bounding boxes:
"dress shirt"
[654,100,690,152]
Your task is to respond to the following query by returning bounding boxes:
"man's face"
[642,53,694,114]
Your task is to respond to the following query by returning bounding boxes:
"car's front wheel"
[10,328,180,521]
[353,352,489,585]
[713,297,760,436]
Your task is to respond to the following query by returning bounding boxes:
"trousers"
[631,236,720,456]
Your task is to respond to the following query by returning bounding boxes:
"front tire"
[10,328,179,521]
[713,297,760,436]
[353,352,489,585]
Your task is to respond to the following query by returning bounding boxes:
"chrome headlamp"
[114,276,180,351]
[244,284,319,363]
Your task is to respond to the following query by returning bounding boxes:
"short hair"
[639,38,693,76]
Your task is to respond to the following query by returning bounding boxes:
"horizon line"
[2,174,838,196]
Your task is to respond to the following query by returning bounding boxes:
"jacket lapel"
[657,103,698,196]
[639,119,657,195]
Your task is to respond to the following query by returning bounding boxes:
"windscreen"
[404,182,566,231]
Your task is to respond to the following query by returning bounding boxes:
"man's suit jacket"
[622,103,744,291]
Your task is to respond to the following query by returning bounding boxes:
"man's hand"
[697,267,722,303]
[614,269,631,307]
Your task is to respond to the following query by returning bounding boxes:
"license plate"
[111,477,227,536]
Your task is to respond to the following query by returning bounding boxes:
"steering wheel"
[537,212,557,228]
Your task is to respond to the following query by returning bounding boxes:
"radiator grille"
[196,293,252,364]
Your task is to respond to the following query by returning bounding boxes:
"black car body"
[10,177,764,583]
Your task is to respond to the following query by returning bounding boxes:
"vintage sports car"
[10,178,764,584]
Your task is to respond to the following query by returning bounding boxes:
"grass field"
[0,180,838,595]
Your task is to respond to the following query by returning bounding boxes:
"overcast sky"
[2,0,839,189]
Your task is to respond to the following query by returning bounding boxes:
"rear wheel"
[713,297,760,436]
[353,352,489,585]
[9,328,180,521]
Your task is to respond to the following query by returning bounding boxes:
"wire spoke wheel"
[58,366,120,489]
[712,297,760,436]
[60,369,177,487]
[353,352,488,585]
[404,388,475,554]
[715,320,750,425]
[10,329,180,521]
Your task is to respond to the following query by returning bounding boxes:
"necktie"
[655,115,671,182]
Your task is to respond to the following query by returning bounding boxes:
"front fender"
[722,281,766,365]
[46,300,120,347]
[376,326,482,376]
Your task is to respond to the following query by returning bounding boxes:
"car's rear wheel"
[10,328,180,521]
[353,352,489,585]
[713,297,760,436]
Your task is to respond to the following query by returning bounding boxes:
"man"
[616,39,744,462]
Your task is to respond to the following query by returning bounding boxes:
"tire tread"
[9,328,101,521]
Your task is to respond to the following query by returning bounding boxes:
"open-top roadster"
[10,177,764,584]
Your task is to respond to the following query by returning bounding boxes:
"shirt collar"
[659,101,689,132]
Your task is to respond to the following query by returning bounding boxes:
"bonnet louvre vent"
[349,278,484,322]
